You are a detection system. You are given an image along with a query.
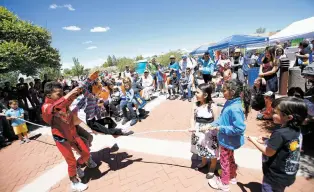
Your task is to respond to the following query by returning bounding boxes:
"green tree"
[107,55,113,66]
[116,57,135,71]
[135,55,144,61]
[71,57,84,79]
[255,27,266,34]
[38,67,61,81]
[62,68,73,77]
[156,50,183,66]
[0,71,19,85]
[0,7,61,75]
[112,55,117,66]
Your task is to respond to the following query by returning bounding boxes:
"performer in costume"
[42,73,99,192]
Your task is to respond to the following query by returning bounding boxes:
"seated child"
[179,72,188,99]
[120,80,138,126]
[214,71,223,95]
[257,91,275,120]
[167,72,179,99]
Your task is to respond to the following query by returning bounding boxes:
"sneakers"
[20,140,25,144]
[115,116,122,122]
[230,178,237,185]
[122,130,134,136]
[86,157,97,168]
[71,182,88,192]
[121,118,129,125]
[130,119,138,126]
[76,166,85,178]
[208,176,230,192]
[25,138,31,143]
[206,172,215,179]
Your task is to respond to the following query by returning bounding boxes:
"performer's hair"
[44,81,63,97]
[8,100,18,105]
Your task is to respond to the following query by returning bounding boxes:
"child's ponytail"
[242,84,252,119]
[224,79,251,118]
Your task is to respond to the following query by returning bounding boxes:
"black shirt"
[16,83,29,97]
[262,127,302,186]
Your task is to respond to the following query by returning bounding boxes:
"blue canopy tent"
[190,43,216,55]
[207,35,269,51]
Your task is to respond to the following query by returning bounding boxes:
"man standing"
[41,74,49,91]
[168,55,181,79]
[123,66,132,80]
[147,58,159,90]
[199,52,215,83]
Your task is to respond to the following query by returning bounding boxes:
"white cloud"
[90,27,110,32]
[62,58,106,68]
[86,46,97,50]
[49,4,58,9]
[64,4,75,11]
[62,26,81,31]
[49,4,75,11]
[83,41,92,44]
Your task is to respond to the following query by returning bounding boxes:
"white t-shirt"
[142,75,153,87]
[124,70,132,80]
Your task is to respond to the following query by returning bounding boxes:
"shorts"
[13,123,28,135]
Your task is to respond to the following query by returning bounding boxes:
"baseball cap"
[182,55,187,59]
[144,70,149,73]
[235,49,241,53]
[169,55,176,59]
[263,91,274,97]
[204,51,210,55]
[302,63,314,76]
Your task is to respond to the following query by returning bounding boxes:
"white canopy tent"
[246,16,314,49]
[270,16,314,43]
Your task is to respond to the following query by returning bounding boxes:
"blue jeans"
[120,100,136,120]
[179,84,192,98]
[262,177,286,192]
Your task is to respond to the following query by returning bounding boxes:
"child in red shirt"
[42,81,97,192]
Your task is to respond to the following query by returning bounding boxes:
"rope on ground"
[132,129,190,135]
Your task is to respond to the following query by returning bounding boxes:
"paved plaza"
[0,95,313,192]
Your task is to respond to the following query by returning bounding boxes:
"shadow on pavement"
[237,182,262,192]
[300,149,314,180]
[81,145,142,184]
[258,120,276,133]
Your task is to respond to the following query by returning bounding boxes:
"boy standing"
[42,82,96,191]
[5,100,30,144]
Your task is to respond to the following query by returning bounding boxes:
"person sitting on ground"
[131,72,144,95]
[296,40,310,71]
[213,72,224,97]
[120,79,138,126]
[251,78,266,111]
[141,70,154,100]
[167,72,179,99]
[83,93,133,136]
[223,69,232,82]
[257,91,275,120]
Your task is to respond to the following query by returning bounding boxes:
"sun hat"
[263,91,274,97]
[169,55,176,59]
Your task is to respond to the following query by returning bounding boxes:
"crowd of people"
[0,39,314,191]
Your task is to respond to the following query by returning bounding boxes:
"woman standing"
[258,47,278,92]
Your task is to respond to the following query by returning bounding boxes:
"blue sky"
[1,0,314,69]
